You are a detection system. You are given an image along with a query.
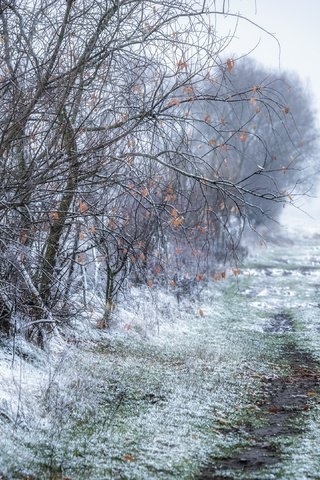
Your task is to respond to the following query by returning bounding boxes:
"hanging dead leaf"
[208,139,217,146]
[19,232,28,245]
[183,85,193,94]
[196,274,205,281]
[213,271,226,281]
[204,114,211,123]
[97,318,106,329]
[166,98,180,108]
[226,58,234,72]
[252,85,261,94]
[171,216,183,228]
[77,253,85,264]
[170,279,177,288]
[165,192,177,202]
[108,219,117,230]
[178,59,187,70]
[153,264,162,275]
[79,201,88,214]
[198,308,205,317]
[282,106,290,114]
[197,225,206,235]
[139,252,146,262]
[239,132,247,142]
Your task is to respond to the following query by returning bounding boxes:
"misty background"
[223,0,320,230]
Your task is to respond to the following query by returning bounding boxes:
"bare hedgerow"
[0,1,317,339]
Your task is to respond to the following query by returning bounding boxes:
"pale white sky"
[221,0,320,227]
[223,0,320,118]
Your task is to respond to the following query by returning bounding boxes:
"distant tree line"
[0,0,317,344]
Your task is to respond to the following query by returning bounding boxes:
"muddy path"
[198,312,320,479]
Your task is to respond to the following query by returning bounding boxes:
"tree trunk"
[39,111,78,307]
[98,267,114,329]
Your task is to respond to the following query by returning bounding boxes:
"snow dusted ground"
[0,286,260,479]
[1,226,320,479]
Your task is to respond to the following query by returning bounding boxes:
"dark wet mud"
[198,313,320,479]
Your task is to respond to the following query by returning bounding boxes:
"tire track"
[198,312,320,479]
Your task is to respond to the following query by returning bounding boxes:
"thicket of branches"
[0,0,317,343]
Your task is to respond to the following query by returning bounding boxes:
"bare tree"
[0,1,317,339]
[189,58,318,229]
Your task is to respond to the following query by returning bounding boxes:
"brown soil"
[197,314,320,479]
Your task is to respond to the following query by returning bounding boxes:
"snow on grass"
[1,230,320,478]
[0,280,269,479]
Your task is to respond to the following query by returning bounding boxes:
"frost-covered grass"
[1,229,320,479]
[0,286,271,479]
